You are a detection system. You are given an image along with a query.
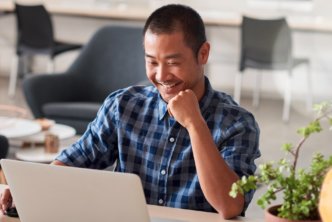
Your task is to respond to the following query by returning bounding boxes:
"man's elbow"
[215,197,244,219]
[217,205,243,219]
[51,160,67,166]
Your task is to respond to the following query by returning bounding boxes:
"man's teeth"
[162,83,176,88]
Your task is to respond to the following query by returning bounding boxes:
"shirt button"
[158,199,164,205]
[161,169,166,175]
[169,137,175,143]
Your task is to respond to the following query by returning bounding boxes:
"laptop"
[1,159,185,222]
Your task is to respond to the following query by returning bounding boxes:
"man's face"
[144,30,209,103]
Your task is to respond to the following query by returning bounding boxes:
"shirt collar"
[158,93,168,120]
[157,76,214,121]
[199,77,214,114]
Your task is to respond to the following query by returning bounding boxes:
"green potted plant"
[230,101,332,222]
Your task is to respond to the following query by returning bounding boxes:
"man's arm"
[168,89,245,219]
[51,160,68,166]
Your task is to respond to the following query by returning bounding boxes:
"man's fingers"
[167,105,173,117]
[0,188,12,211]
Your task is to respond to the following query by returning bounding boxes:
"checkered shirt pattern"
[56,78,260,214]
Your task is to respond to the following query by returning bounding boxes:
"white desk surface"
[0,184,261,222]
[1,0,332,32]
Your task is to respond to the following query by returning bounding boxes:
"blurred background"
[1,0,332,218]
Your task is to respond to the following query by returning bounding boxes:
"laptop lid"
[1,159,151,222]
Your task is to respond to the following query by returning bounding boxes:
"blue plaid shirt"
[56,78,260,214]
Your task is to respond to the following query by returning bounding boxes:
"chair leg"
[25,54,33,74]
[47,57,55,73]
[253,70,262,108]
[234,72,243,104]
[8,54,19,97]
[306,62,313,111]
[283,70,292,122]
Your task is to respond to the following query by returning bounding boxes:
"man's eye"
[147,60,157,65]
[167,61,179,66]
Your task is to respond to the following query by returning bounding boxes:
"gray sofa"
[23,26,148,134]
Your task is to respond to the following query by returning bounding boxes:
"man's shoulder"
[210,90,256,124]
[99,85,159,118]
[204,77,238,109]
[107,85,157,101]
[210,90,239,110]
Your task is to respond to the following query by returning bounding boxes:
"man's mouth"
[160,83,178,89]
[156,81,183,101]
[160,82,182,92]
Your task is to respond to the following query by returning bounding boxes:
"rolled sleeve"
[55,93,120,169]
[221,112,261,213]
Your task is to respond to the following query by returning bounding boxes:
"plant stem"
[292,136,307,171]
[292,109,332,171]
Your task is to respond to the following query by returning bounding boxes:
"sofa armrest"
[23,72,79,118]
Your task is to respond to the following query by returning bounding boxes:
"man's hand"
[167,89,204,128]
[0,187,14,213]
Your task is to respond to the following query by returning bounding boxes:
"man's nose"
[156,65,170,82]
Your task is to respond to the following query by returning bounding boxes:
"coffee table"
[9,123,77,163]
[15,146,69,163]
[12,123,76,145]
[0,117,41,139]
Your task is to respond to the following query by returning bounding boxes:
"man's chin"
[160,93,176,103]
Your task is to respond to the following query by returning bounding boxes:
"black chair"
[0,135,9,160]
[23,26,148,134]
[234,16,312,122]
[8,3,82,96]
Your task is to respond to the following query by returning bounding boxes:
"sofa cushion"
[42,102,101,120]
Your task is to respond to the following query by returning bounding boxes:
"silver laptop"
[1,159,184,222]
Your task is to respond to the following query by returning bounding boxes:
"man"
[1,4,260,219]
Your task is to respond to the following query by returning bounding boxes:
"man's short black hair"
[143,4,207,56]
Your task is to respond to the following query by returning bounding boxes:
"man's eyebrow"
[145,53,155,58]
[145,53,182,59]
[165,53,181,59]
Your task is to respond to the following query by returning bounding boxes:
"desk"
[0,185,260,222]
[1,0,332,32]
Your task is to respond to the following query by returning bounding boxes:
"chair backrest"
[15,3,54,51]
[240,16,292,71]
[67,25,147,102]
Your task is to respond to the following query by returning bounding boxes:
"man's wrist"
[186,116,207,132]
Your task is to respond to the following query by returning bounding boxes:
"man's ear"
[198,42,210,65]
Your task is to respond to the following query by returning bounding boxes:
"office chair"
[234,16,312,122]
[23,26,148,134]
[8,3,82,96]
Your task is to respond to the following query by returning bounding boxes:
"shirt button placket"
[158,136,174,206]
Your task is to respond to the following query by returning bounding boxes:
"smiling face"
[144,30,210,103]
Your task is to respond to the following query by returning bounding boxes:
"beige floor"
[0,75,331,218]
